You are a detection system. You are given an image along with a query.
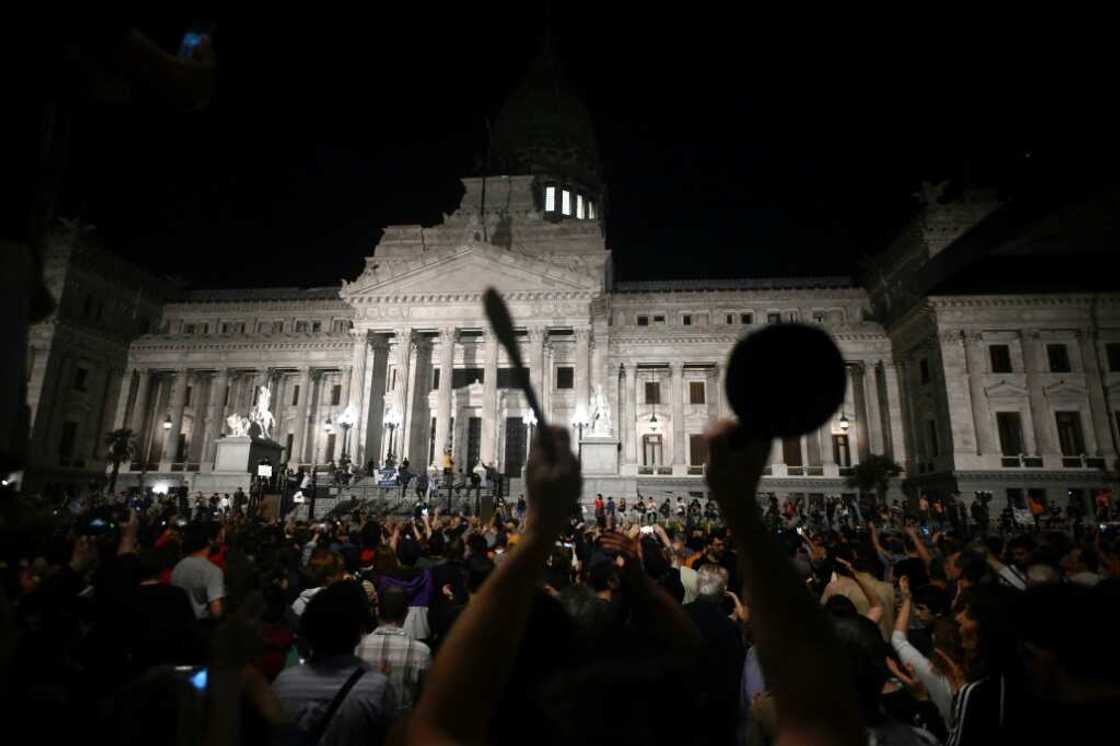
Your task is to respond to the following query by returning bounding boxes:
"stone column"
[129,370,152,462]
[160,370,188,468]
[671,362,686,470]
[112,367,135,431]
[433,328,456,464]
[820,421,836,469]
[362,338,390,467]
[940,332,979,460]
[405,336,433,470]
[528,326,546,415]
[844,366,862,463]
[861,362,885,454]
[1024,331,1057,457]
[1079,332,1114,456]
[624,364,637,465]
[882,362,907,466]
[574,327,591,420]
[90,367,122,459]
[297,368,316,463]
[481,331,499,466]
[394,328,413,433]
[964,334,997,455]
[202,369,228,469]
[349,332,369,451]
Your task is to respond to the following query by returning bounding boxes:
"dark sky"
[58,8,1116,289]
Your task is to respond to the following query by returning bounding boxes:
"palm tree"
[104,428,135,497]
[846,453,902,506]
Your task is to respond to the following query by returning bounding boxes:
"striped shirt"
[357,625,432,716]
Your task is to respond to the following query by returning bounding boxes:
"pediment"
[984,380,1028,399]
[341,243,597,299]
[1043,380,1088,399]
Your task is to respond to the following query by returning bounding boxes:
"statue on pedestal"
[226,413,250,437]
[249,386,275,440]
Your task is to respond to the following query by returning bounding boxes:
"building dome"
[491,41,601,193]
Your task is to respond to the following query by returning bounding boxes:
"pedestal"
[214,436,283,473]
[579,437,620,476]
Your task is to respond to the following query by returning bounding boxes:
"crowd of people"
[3,423,1118,745]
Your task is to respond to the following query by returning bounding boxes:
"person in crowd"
[273,580,395,745]
[291,549,348,617]
[170,521,225,621]
[358,585,432,715]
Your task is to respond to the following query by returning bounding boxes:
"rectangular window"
[184,386,192,407]
[432,368,440,391]
[451,368,484,388]
[331,384,342,406]
[325,433,336,462]
[689,433,708,466]
[429,417,437,463]
[73,367,88,391]
[642,434,663,467]
[812,311,827,323]
[59,421,78,459]
[926,420,940,457]
[576,193,584,219]
[740,313,752,325]
[555,366,574,390]
[989,344,1012,373]
[1006,488,1025,510]
[653,315,665,324]
[637,315,649,326]
[996,411,1024,455]
[689,381,705,404]
[467,416,482,468]
[644,380,661,404]
[183,323,196,335]
[1047,343,1071,373]
[682,314,692,326]
[390,369,397,391]
[726,313,734,324]
[273,320,284,334]
[497,368,528,389]
[1107,343,1120,372]
[545,185,556,212]
[587,200,596,219]
[767,312,781,324]
[295,321,308,333]
[285,433,294,461]
[311,321,322,333]
[1055,411,1085,455]
[561,189,571,215]
[832,434,851,467]
[291,384,300,407]
[782,436,803,466]
[920,358,931,384]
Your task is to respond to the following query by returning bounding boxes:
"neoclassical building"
[21,54,1120,510]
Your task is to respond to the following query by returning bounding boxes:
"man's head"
[307,549,346,587]
[182,522,220,555]
[696,563,729,601]
[377,585,409,626]
[1007,536,1035,570]
[706,532,726,559]
[300,580,372,657]
[466,555,494,594]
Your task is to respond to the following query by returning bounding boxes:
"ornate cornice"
[928,293,1120,309]
[347,290,593,304]
[129,339,354,353]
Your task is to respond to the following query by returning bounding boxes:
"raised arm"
[835,557,882,624]
[706,422,862,746]
[401,426,580,745]
[905,526,933,570]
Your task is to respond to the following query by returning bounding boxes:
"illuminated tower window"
[576,194,584,219]
[562,189,571,215]
[588,200,596,220]
[545,185,556,212]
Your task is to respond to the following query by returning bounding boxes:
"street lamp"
[337,406,357,460]
[839,411,850,432]
[162,415,172,431]
[649,404,660,433]
[384,407,402,463]
[522,411,538,455]
[573,406,590,442]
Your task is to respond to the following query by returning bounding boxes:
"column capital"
[438,327,458,343]
[528,326,547,343]
[670,360,685,374]
[574,327,592,344]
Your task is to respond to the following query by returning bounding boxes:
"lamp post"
[572,408,590,464]
[839,411,850,433]
[384,407,402,465]
[522,411,537,456]
[337,406,356,461]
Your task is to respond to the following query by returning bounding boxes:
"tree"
[104,428,135,497]
[846,454,902,506]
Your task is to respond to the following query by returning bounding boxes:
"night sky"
[56,9,1116,289]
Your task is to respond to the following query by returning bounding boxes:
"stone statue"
[590,384,611,436]
[225,413,250,437]
[248,386,275,440]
